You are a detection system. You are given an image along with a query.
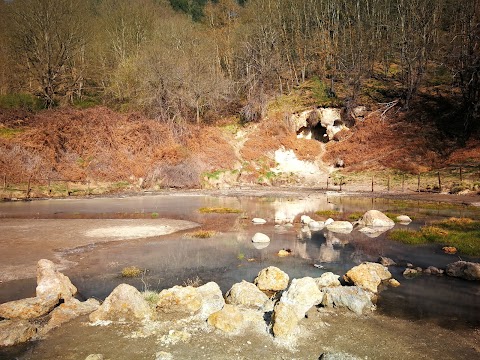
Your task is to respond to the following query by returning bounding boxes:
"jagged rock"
[207,304,244,333]
[308,221,324,231]
[321,286,375,315]
[254,266,289,291]
[225,280,270,310]
[396,215,412,224]
[0,320,37,347]
[251,233,270,243]
[195,282,225,320]
[0,296,58,320]
[301,215,313,224]
[326,221,353,233]
[89,284,153,322]
[379,257,396,266]
[351,105,368,118]
[40,298,100,336]
[315,272,341,289]
[85,355,104,360]
[446,261,480,281]
[252,218,267,224]
[271,302,299,338]
[36,259,77,302]
[357,210,395,227]
[344,262,391,293]
[278,277,323,319]
[156,286,202,316]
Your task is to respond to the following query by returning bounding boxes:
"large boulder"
[315,272,341,289]
[40,298,100,336]
[0,296,58,320]
[357,210,395,227]
[0,320,37,347]
[446,261,480,281]
[36,259,77,302]
[344,262,391,293]
[271,302,299,338]
[207,304,245,333]
[326,221,353,233]
[254,266,289,292]
[156,286,202,316]
[89,284,153,322]
[321,286,375,315]
[195,282,225,320]
[278,277,323,319]
[225,281,270,310]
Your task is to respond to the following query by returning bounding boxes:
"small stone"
[344,262,391,293]
[426,266,443,275]
[326,221,353,234]
[308,221,324,230]
[252,218,267,224]
[442,246,457,254]
[300,215,313,224]
[278,249,290,257]
[389,279,401,287]
[160,330,191,345]
[251,233,270,243]
[314,272,341,288]
[396,215,412,224]
[379,257,396,267]
[446,261,480,281]
[403,268,420,278]
[155,351,173,360]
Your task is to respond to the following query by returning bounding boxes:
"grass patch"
[315,210,341,217]
[388,217,480,255]
[188,230,217,238]
[348,212,364,221]
[183,276,202,287]
[0,126,24,139]
[0,93,43,111]
[198,207,242,214]
[143,290,160,306]
[151,212,159,219]
[121,266,142,278]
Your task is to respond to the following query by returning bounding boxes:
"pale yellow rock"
[156,285,202,315]
[389,279,401,287]
[344,262,392,293]
[254,266,289,291]
[207,304,244,333]
[0,297,58,320]
[278,249,290,257]
[272,302,299,338]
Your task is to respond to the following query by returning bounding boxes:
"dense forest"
[0,0,479,138]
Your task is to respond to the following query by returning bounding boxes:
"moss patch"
[198,207,242,214]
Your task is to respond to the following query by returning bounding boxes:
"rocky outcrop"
[446,261,480,281]
[254,266,289,291]
[343,262,392,293]
[207,304,245,333]
[156,285,202,316]
[326,221,353,233]
[0,320,37,347]
[252,233,270,243]
[40,298,100,336]
[225,280,270,310]
[272,277,323,337]
[89,284,153,322]
[0,296,58,320]
[195,282,225,320]
[36,259,77,302]
[357,210,395,227]
[292,108,349,142]
[315,272,341,288]
[321,286,375,315]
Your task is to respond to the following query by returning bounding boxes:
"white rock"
[195,282,225,320]
[300,215,313,224]
[252,233,270,243]
[36,259,77,302]
[326,221,353,233]
[344,262,392,293]
[254,266,289,291]
[396,215,412,224]
[225,281,270,310]
[308,221,325,230]
[252,218,267,224]
[314,272,341,288]
[358,210,395,227]
[324,218,334,226]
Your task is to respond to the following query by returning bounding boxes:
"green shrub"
[0,93,43,111]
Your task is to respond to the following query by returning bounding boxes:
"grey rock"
[446,261,480,281]
[378,257,396,266]
[196,282,225,320]
[321,286,375,315]
[36,259,77,302]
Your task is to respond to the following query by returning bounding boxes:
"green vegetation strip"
[388,218,480,256]
[198,207,242,214]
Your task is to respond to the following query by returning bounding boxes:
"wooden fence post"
[326,177,329,190]
[339,179,342,192]
[26,177,31,199]
[48,178,51,196]
[387,175,390,192]
[460,167,463,182]
[87,180,90,195]
[371,175,374,192]
[66,181,70,196]
[402,174,405,192]
[438,172,442,192]
[417,174,421,192]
